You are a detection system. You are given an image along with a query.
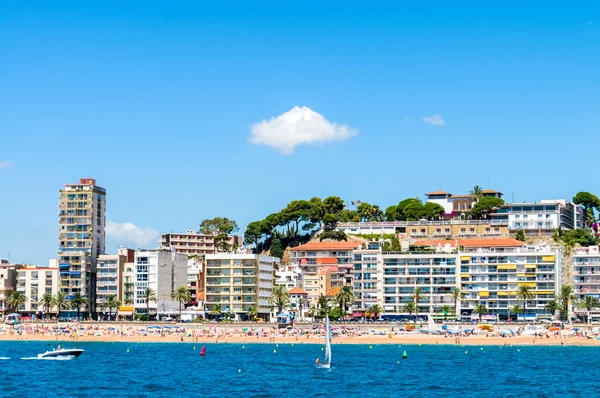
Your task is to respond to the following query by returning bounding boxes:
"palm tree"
[70,293,87,321]
[558,285,575,322]
[247,306,257,321]
[171,286,192,319]
[317,294,329,317]
[308,305,318,322]
[296,297,306,320]
[509,304,523,322]
[38,292,54,320]
[412,287,425,323]
[470,185,483,203]
[102,294,121,320]
[516,285,534,324]
[578,296,599,325]
[7,291,28,312]
[440,305,453,321]
[143,287,158,320]
[403,302,416,321]
[52,291,70,319]
[335,285,355,320]
[544,300,561,320]
[211,304,222,319]
[367,304,383,320]
[448,287,465,320]
[270,285,290,314]
[472,303,488,322]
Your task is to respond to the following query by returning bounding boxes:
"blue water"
[1,341,599,397]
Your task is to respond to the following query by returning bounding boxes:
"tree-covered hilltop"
[223,189,600,257]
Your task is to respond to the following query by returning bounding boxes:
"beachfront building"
[352,241,384,314]
[58,178,106,313]
[275,264,302,291]
[0,261,19,320]
[288,286,309,320]
[302,268,331,306]
[380,243,458,319]
[16,267,59,316]
[159,230,243,257]
[490,200,584,234]
[290,241,360,294]
[452,239,561,321]
[118,261,135,318]
[95,248,134,312]
[204,254,279,321]
[133,249,188,318]
[187,257,203,306]
[572,246,600,304]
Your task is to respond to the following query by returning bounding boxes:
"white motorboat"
[38,348,84,359]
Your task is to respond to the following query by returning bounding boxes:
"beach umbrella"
[572,327,580,331]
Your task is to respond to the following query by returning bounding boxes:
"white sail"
[324,315,332,365]
[428,314,437,331]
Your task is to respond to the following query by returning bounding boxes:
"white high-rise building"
[133,249,188,318]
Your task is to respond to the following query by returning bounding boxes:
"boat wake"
[0,357,10,360]
[20,356,75,361]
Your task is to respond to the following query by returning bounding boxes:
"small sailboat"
[316,316,331,369]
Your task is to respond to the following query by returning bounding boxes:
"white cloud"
[0,161,12,168]
[106,221,159,247]
[250,106,357,154]
[423,114,445,126]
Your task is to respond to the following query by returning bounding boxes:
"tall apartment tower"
[58,178,106,314]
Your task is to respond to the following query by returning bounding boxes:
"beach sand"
[1,323,599,346]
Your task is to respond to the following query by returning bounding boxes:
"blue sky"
[1,1,598,264]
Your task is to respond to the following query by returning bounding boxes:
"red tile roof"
[326,287,340,297]
[481,189,502,194]
[289,287,308,295]
[318,269,330,275]
[413,238,526,248]
[291,241,361,251]
[426,191,449,195]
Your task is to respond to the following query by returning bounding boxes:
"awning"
[351,312,364,317]
[460,274,470,277]
[498,264,517,270]
[479,291,489,297]
[542,256,555,262]
[525,264,537,268]
[460,256,471,261]
[118,311,133,316]
[518,282,536,287]
[536,290,555,295]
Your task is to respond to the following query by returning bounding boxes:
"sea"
[0,341,598,397]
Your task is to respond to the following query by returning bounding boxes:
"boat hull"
[39,349,84,358]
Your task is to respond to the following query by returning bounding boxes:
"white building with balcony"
[491,200,584,233]
[573,246,600,303]
[17,267,59,315]
[352,241,384,314]
[204,254,279,321]
[133,249,188,317]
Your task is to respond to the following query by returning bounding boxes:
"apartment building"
[96,248,134,310]
[16,267,59,315]
[58,178,106,311]
[572,246,600,303]
[0,262,19,319]
[491,200,584,233]
[275,264,302,291]
[302,268,331,305]
[187,257,204,306]
[118,261,135,318]
[290,241,360,292]
[352,241,384,313]
[380,244,458,317]
[452,239,560,321]
[204,254,279,321]
[160,230,243,257]
[133,250,188,317]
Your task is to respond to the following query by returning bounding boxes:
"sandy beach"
[2,322,600,346]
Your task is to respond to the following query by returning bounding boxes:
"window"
[445,228,450,233]
[515,215,520,219]
[460,228,466,233]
